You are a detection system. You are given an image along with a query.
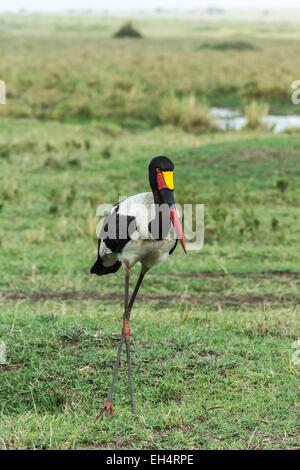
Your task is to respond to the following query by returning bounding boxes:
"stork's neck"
[149,186,172,240]
[151,187,164,206]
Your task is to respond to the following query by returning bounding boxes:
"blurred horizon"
[1,0,300,13]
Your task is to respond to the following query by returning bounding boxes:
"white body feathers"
[99,192,177,270]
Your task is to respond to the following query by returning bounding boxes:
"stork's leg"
[123,266,148,415]
[123,267,137,415]
[99,270,130,417]
[99,266,147,417]
[125,337,136,415]
[99,336,124,416]
[128,266,148,314]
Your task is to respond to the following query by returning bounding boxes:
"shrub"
[276,179,288,194]
[159,94,216,133]
[114,22,143,39]
[0,144,10,159]
[201,41,258,51]
[285,127,300,135]
[244,101,270,130]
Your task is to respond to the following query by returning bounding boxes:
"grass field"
[0,14,300,450]
[1,13,300,125]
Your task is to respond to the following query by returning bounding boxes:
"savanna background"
[0,4,300,450]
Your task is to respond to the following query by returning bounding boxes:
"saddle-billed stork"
[91,156,186,416]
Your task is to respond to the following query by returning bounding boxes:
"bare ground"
[0,291,299,306]
[1,272,299,305]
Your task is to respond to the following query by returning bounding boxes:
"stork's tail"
[90,257,121,276]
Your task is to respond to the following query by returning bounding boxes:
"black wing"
[90,203,137,276]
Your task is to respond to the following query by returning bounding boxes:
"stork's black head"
[148,156,174,201]
[148,155,186,253]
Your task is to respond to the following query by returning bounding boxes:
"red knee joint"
[123,319,131,340]
[103,400,113,415]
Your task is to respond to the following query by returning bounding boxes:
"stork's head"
[148,156,186,253]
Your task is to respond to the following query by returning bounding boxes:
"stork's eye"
[156,168,161,173]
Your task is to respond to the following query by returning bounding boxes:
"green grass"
[0,116,300,449]
[0,301,299,450]
[1,14,300,124]
[0,14,300,450]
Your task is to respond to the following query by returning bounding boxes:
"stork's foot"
[95,400,113,419]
